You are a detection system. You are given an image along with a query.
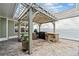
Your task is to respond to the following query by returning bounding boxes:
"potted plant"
[21,33,29,52]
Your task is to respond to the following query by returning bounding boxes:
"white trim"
[8,35,18,39]
[13,21,15,35]
[8,19,18,22]
[0,16,6,19]
[0,16,18,22]
[60,38,79,42]
[6,18,8,40]
[0,36,18,41]
[0,37,7,41]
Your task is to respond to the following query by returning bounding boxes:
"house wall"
[0,18,6,38]
[0,17,18,41]
[8,20,15,36]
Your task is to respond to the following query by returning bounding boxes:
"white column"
[18,20,21,39]
[24,22,27,32]
[52,21,55,33]
[28,8,33,54]
[6,18,8,40]
[13,21,15,35]
[38,24,41,32]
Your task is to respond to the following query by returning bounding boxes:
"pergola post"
[28,7,33,54]
[38,24,41,32]
[6,18,8,40]
[24,22,26,32]
[18,20,21,39]
[52,20,55,33]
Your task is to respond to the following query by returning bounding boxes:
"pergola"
[17,3,57,54]
[0,3,79,54]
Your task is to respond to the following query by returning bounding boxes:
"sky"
[15,3,76,15]
[37,3,76,13]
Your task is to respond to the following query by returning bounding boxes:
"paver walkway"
[0,38,79,56]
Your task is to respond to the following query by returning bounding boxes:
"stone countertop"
[45,32,59,35]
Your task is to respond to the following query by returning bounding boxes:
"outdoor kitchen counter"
[45,32,59,42]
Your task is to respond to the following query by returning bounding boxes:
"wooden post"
[28,7,33,54]
[18,20,21,39]
[52,21,55,33]
[24,22,26,32]
[6,18,8,40]
[38,24,41,32]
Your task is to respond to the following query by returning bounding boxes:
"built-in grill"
[38,32,45,39]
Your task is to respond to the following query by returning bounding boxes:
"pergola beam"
[20,3,57,24]
[32,11,39,19]
[18,4,33,20]
[35,20,54,24]
[18,8,29,20]
[25,3,56,21]
[21,12,28,20]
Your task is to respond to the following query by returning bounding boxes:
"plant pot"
[21,35,29,52]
